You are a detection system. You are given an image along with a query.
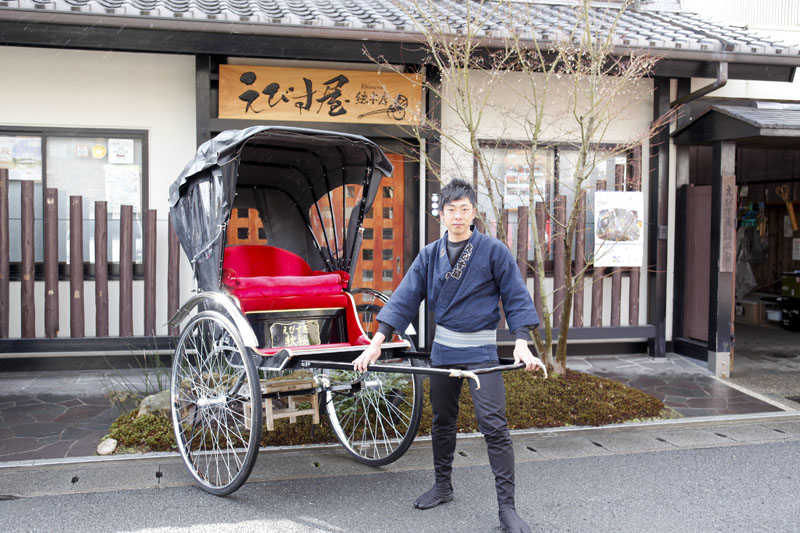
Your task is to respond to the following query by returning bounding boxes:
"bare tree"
[375,0,675,373]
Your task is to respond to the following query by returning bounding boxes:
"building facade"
[0,0,798,373]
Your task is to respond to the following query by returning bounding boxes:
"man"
[353,178,545,533]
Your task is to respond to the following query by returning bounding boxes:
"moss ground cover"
[106,370,668,453]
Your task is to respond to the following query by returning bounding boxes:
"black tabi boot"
[498,505,531,533]
[414,414,457,509]
[485,428,531,532]
[413,482,454,510]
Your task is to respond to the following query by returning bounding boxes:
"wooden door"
[227,207,267,245]
[684,185,711,342]
[351,153,405,295]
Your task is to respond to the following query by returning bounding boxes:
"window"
[1,127,148,280]
[477,141,632,269]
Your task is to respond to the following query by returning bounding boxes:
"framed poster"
[593,191,644,267]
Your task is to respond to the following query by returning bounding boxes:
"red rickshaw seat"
[222,245,350,314]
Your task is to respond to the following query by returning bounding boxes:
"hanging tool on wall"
[776,184,798,232]
[757,202,768,240]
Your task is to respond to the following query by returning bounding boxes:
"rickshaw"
[167,127,524,495]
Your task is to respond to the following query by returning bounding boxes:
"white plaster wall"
[440,70,653,328]
[0,46,196,338]
[690,76,800,102]
[682,0,800,101]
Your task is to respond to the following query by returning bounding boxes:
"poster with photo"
[0,136,42,181]
[593,191,644,267]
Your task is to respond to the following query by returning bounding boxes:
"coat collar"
[437,228,481,276]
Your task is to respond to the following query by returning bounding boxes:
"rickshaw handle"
[299,359,528,390]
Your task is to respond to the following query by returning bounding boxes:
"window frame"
[2,125,149,281]
[474,139,636,276]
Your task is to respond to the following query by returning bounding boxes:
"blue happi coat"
[376,229,539,366]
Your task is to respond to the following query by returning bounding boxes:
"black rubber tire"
[171,310,263,496]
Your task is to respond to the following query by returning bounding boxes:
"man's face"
[441,197,476,241]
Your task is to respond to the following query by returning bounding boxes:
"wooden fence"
[0,170,181,340]
[492,148,644,330]
[0,151,645,342]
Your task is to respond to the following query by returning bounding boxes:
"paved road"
[2,417,800,532]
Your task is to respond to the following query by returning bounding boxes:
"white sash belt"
[434,325,496,348]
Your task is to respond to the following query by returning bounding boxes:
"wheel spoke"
[171,312,262,495]
[322,361,421,464]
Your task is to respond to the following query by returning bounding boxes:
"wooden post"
[553,196,566,328]
[533,202,545,322]
[44,189,59,338]
[610,165,625,326]
[475,212,486,234]
[119,205,133,337]
[0,170,8,338]
[21,180,35,338]
[708,141,737,376]
[591,180,607,327]
[69,196,84,337]
[573,191,586,328]
[144,209,157,336]
[516,206,528,278]
[501,209,510,247]
[95,201,108,337]
[628,146,642,326]
[168,215,180,336]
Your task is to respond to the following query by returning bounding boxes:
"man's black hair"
[439,178,477,208]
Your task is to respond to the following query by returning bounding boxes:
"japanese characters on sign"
[269,320,321,347]
[219,65,422,125]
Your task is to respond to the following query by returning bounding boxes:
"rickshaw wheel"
[171,310,263,496]
[321,347,423,466]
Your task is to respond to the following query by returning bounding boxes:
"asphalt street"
[2,436,799,532]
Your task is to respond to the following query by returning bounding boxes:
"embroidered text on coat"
[445,243,473,280]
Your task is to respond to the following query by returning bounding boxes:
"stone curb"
[2,410,799,499]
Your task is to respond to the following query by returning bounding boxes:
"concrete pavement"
[1,414,799,532]
[2,353,791,462]
[2,411,799,498]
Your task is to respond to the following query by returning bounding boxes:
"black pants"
[429,362,515,508]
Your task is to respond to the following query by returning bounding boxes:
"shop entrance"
[351,152,406,295]
[675,104,800,404]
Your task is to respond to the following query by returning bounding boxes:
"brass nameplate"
[269,320,321,348]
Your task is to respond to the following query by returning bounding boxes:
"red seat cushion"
[235,293,349,314]
[222,245,349,314]
[224,245,312,277]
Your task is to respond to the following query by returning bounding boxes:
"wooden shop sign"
[219,65,422,125]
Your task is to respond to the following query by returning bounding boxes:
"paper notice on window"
[786,215,794,238]
[0,136,42,181]
[793,238,800,261]
[104,164,140,213]
[593,191,644,267]
[108,139,134,165]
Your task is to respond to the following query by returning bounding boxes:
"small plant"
[101,339,172,414]
[106,368,669,453]
[109,410,176,452]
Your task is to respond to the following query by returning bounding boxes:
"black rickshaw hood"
[168,126,394,292]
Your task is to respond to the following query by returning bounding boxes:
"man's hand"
[513,339,548,378]
[353,332,386,372]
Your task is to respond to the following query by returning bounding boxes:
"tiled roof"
[0,0,797,57]
[713,104,800,130]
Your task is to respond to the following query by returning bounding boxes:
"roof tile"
[1,0,796,58]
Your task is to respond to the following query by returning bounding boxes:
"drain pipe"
[670,61,728,108]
